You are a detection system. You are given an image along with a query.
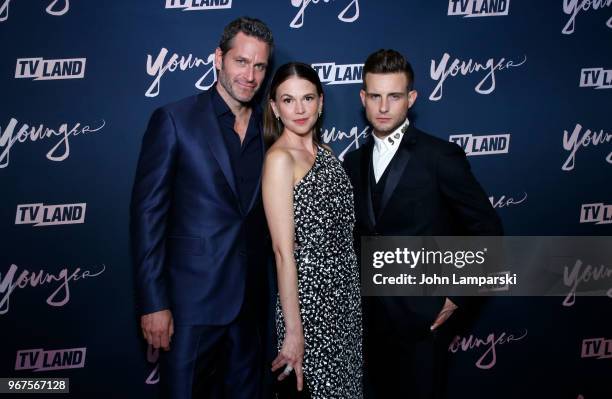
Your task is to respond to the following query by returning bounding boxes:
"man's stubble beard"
[218,67,257,106]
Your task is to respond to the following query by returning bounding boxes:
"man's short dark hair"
[362,49,414,91]
[218,17,274,55]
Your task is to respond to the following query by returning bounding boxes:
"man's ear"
[408,90,418,108]
[214,48,223,70]
[359,89,366,107]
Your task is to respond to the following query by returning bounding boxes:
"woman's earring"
[318,110,322,118]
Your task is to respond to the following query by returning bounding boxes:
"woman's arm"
[262,148,305,391]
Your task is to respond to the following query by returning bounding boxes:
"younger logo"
[489,192,527,209]
[561,123,611,171]
[581,338,612,359]
[429,53,526,101]
[563,259,612,307]
[1,0,69,22]
[290,0,359,29]
[447,0,510,17]
[0,263,106,315]
[311,62,363,85]
[165,0,232,11]
[0,117,105,169]
[450,133,510,156]
[580,68,612,89]
[321,124,370,161]
[15,58,86,81]
[16,348,86,371]
[580,203,612,225]
[15,203,86,226]
[448,329,528,369]
[562,0,612,35]
[145,345,160,384]
[145,48,216,97]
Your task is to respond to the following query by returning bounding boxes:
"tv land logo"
[580,203,612,225]
[164,0,232,11]
[562,0,612,35]
[448,329,528,369]
[311,62,363,86]
[447,0,510,17]
[429,53,527,101]
[146,48,216,97]
[15,348,86,372]
[580,67,612,90]
[15,203,86,227]
[562,123,611,171]
[0,0,69,22]
[0,117,105,169]
[0,263,106,315]
[15,58,86,81]
[290,0,359,29]
[321,124,370,161]
[449,133,510,156]
[581,338,612,359]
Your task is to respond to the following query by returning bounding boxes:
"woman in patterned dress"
[261,62,362,398]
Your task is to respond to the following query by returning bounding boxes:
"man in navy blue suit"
[130,17,274,399]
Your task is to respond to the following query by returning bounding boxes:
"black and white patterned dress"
[276,146,363,398]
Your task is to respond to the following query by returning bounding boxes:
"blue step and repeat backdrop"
[1,1,611,398]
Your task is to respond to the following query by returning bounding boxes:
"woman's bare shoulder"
[264,145,297,175]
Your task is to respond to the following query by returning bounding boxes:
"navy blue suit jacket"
[130,90,269,325]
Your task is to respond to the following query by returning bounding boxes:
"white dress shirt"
[372,119,409,182]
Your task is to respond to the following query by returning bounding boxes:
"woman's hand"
[271,329,305,391]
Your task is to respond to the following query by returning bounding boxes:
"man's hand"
[141,309,174,351]
[430,298,458,331]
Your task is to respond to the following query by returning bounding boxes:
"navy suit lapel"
[377,126,418,222]
[360,139,376,230]
[197,91,239,202]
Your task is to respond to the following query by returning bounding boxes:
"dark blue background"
[1,1,610,398]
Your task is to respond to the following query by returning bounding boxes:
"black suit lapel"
[377,126,418,222]
[360,139,376,230]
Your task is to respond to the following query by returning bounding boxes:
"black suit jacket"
[343,124,503,335]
